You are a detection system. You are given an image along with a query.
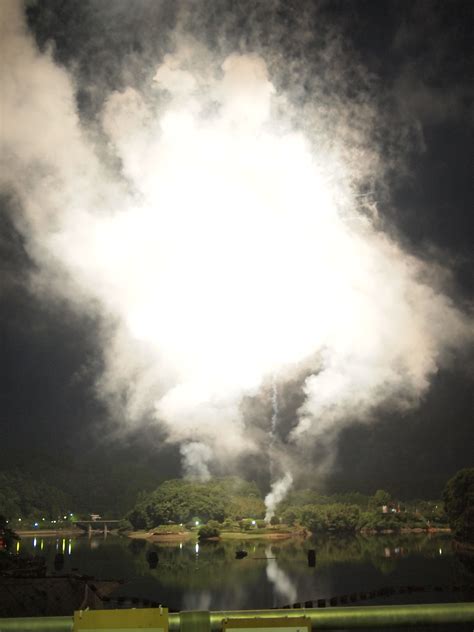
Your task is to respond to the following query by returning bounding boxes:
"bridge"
[73,520,120,535]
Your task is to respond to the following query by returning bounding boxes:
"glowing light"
[40,540,44,550]
[195,521,199,526]
[68,540,72,555]
[251,520,256,526]
[62,538,66,553]
[439,548,443,555]
[16,541,20,552]
[195,543,199,554]
[179,542,183,550]
[34,522,38,527]
[33,538,37,547]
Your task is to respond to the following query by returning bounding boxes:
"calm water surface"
[18,532,473,615]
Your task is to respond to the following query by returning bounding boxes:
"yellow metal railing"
[1,603,474,631]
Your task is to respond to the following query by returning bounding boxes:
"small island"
[117,475,463,543]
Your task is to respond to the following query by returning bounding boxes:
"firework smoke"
[1,0,472,498]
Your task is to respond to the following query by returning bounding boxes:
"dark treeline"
[1,460,472,544]
[0,469,71,521]
[0,444,169,519]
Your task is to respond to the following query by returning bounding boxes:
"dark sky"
[1,0,473,500]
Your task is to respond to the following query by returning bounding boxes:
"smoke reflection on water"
[265,546,297,606]
[183,590,212,612]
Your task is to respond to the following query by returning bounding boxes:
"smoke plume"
[264,473,293,523]
[180,442,213,481]
[1,1,472,496]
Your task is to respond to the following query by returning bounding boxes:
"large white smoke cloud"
[1,1,471,492]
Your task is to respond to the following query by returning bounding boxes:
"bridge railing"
[1,602,474,631]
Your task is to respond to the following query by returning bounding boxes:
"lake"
[17,532,473,617]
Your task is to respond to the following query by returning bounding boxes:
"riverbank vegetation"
[123,477,453,539]
[2,468,472,543]
[443,468,474,545]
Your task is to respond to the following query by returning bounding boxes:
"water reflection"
[147,551,159,569]
[265,545,297,606]
[129,539,146,556]
[183,590,211,611]
[15,532,469,611]
[54,552,64,571]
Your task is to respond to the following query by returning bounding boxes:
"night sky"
[1,0,473,501]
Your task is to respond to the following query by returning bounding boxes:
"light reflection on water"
[15,533,472,611]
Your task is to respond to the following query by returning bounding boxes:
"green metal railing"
[1,603,474,631]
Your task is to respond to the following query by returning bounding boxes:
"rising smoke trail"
[269,375,279,479]
[265,375,293,521]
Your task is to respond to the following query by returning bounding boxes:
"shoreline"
[126,529,305,542]
[15,526,452,540]
[360,527,451,535]
[16,529,84,537]
[125,527,450,541]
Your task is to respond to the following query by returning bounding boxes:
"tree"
[127,477,264,529]
[369,489,391,511]
[300,505,324,534]
[443,468,474,544]
[198,525,220,540]
[0,515,20,549]
[280,509,297,526]
[300,504,360,534]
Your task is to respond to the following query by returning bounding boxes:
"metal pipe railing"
[1,603,474,631]
[203,603,474,629]
[0,616,73,631]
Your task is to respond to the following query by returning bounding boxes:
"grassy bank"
[125,523,452,542]
[126,524,307,541]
